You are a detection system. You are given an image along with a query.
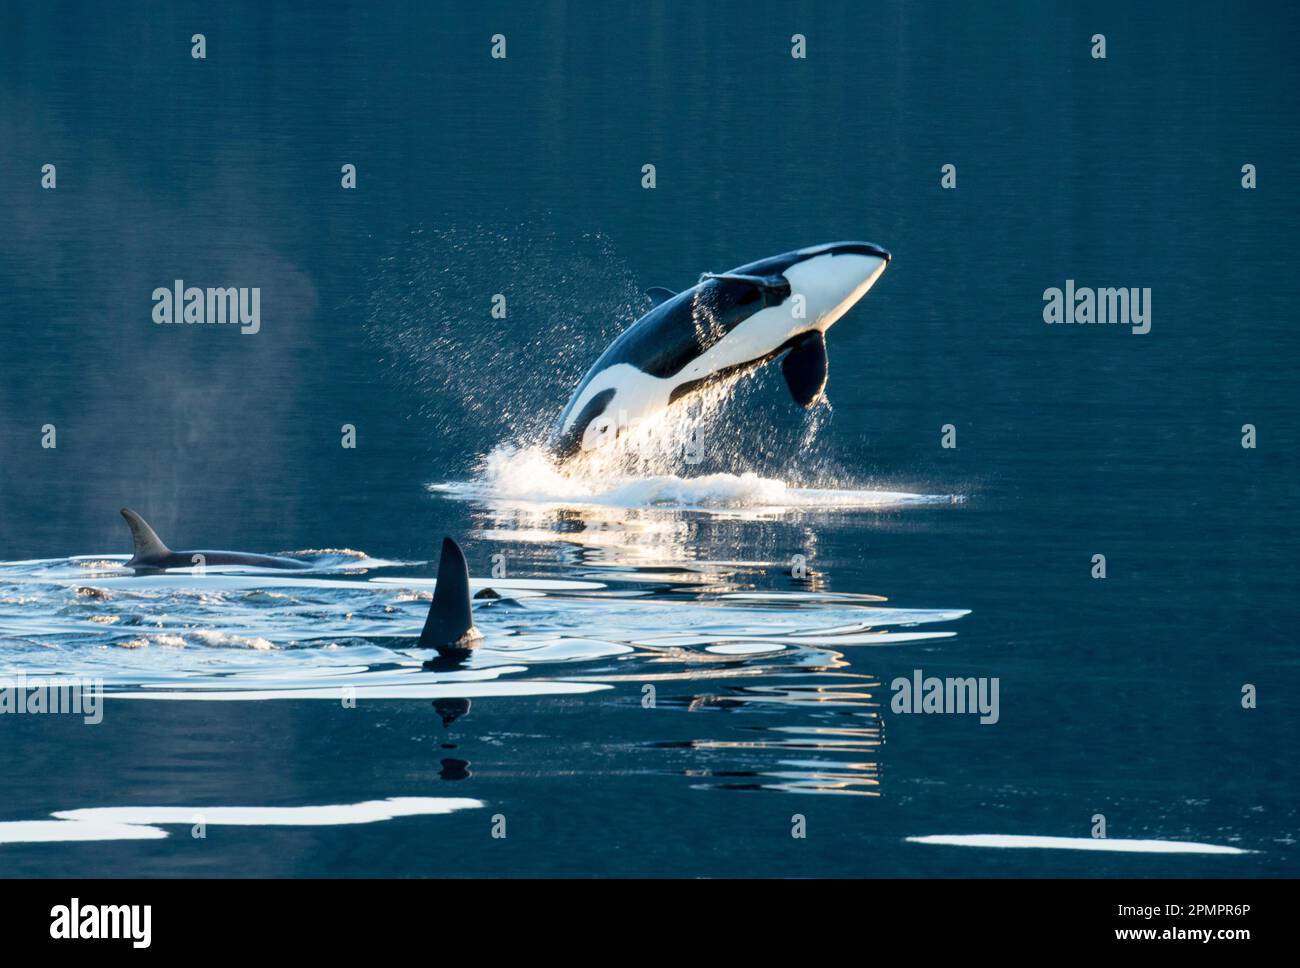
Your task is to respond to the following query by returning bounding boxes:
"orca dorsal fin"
[120,508,171,564]
[646,287,677,307]
[698,272,792,307]
[781,331,829,407]
[420,537,481,657]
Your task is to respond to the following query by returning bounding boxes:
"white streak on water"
[108,680,613,701]
[369,577,607,591]
[54,797,484,825]
[0,820,169,844]
[907,834,1253,855]
[0,797,483,845]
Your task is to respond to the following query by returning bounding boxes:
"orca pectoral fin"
[120,508,170,564]
[645,287,677,307]
[781,332,829,407]
[699,272,791,307]
[420,537,482,659]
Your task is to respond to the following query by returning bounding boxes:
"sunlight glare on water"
[0,543,968,800]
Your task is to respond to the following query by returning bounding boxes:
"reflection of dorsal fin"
[646,287,676,307]
[781,331,829,407]
[120,508,171,564]
[420,537,481,657]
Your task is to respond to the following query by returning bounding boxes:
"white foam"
[907,834,1253,855]
[433,444,957,512]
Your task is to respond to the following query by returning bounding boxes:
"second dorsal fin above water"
[420,537,482,658]
[120,508,171,565]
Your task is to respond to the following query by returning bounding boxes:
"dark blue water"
[0,1,1296,875]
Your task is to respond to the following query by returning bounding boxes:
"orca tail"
[420,537,482,658]
[120,508,170,565]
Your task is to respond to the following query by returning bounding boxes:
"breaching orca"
[119,508,312,571]
[420,537,483,664]
[550,241,891,459]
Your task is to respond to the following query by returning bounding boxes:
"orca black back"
[119,508,312,571]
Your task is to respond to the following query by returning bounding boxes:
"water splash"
[365,226,643,448]
[434,441,958,512]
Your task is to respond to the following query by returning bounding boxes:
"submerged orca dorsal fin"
[781,331,829,407]
[645,287,677,307]
[420,537,481,656]
[120,508,171,564]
